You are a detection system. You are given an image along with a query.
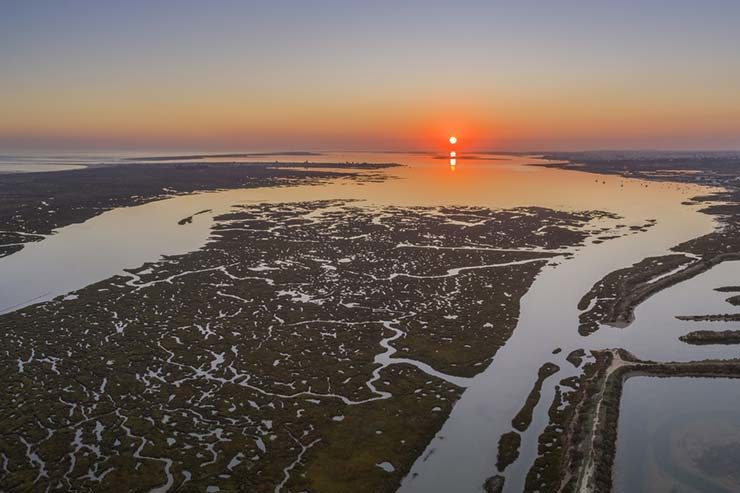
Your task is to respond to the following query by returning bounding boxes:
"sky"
[2,0,740,152]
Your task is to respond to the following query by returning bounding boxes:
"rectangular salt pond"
[615,377,740,493]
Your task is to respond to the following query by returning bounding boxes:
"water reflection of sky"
[0,152,714,314]
[616,377,740,493]
[0,151,731,492]
[593,260,740,362]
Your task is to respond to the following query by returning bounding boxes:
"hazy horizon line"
[3,147,740,158]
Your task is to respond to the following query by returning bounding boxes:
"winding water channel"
[0,153,724,491]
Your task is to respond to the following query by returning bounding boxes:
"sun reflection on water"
[449,136,457,171]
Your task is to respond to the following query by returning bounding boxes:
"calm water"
[0,153,108,173]
[0,151,731,491]
[0,152,709,313]
[594,260,740,362]
[0,163,86,173]
[615,377,740,493]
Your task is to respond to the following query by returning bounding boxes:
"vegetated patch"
[511,362,560,432]
[715,285,740,293]
[483,474,505,493]
[677,313,740,322]
[178,209,211,225]
[496,431,521,471]
[679,329,740,345]
[577,254,695,335]
[566,349,585,368]
[522,351,613,493]
[725,295,740,306]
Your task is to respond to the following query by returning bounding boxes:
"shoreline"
[0,161,401,259]
[573,350,740,493]
[514,152,740,492]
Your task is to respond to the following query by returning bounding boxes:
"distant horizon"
[3,147,740,158]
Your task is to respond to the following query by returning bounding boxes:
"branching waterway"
[399,207,716,492]
[0,152,719,492]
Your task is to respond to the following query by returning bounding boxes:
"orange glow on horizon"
[450,151,456,157]
[5,94,738,151]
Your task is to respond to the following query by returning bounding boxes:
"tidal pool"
[615,377,740,493]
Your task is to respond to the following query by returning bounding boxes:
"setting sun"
[449,136,457,145]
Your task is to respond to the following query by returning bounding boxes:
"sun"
[449,136,457,145]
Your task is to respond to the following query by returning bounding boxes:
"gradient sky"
[2,0,740,152]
